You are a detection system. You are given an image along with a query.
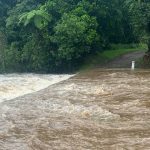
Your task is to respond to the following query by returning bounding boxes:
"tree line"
[0,0,149,73]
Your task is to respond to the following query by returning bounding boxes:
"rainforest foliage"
[0,0,149,72]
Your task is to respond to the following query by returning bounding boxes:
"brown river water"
[0,69,150,150]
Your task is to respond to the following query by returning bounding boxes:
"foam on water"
[2,70,150,149]
[0,74,73,103]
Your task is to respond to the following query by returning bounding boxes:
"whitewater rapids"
[0,74,73,103]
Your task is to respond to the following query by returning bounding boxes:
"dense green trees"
[0,0,148,72]
[127,0,150,50]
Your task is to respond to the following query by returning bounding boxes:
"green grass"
[80,43,147,71]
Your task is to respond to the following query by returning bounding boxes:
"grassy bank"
[80,44,147,71]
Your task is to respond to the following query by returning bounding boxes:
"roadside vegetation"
[0,0,149,73]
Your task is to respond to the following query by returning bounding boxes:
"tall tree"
[127,0,150,50]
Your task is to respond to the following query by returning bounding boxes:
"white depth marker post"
[131,61,135,70]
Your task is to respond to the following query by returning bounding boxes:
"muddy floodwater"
[1,69,150,150]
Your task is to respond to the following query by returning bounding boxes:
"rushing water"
[1,69,150,150]
[0,74,73,103]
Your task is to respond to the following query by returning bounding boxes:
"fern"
[19,7,51,29]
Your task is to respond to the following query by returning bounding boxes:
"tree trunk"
[0,32,7,72]
[148,38,150,52]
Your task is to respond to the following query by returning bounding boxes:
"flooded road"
[0,69,150,150]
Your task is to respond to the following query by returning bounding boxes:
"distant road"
[104,50,145,68]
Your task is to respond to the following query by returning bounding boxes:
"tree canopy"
[127,0,150,50]
[0,0,149,72]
